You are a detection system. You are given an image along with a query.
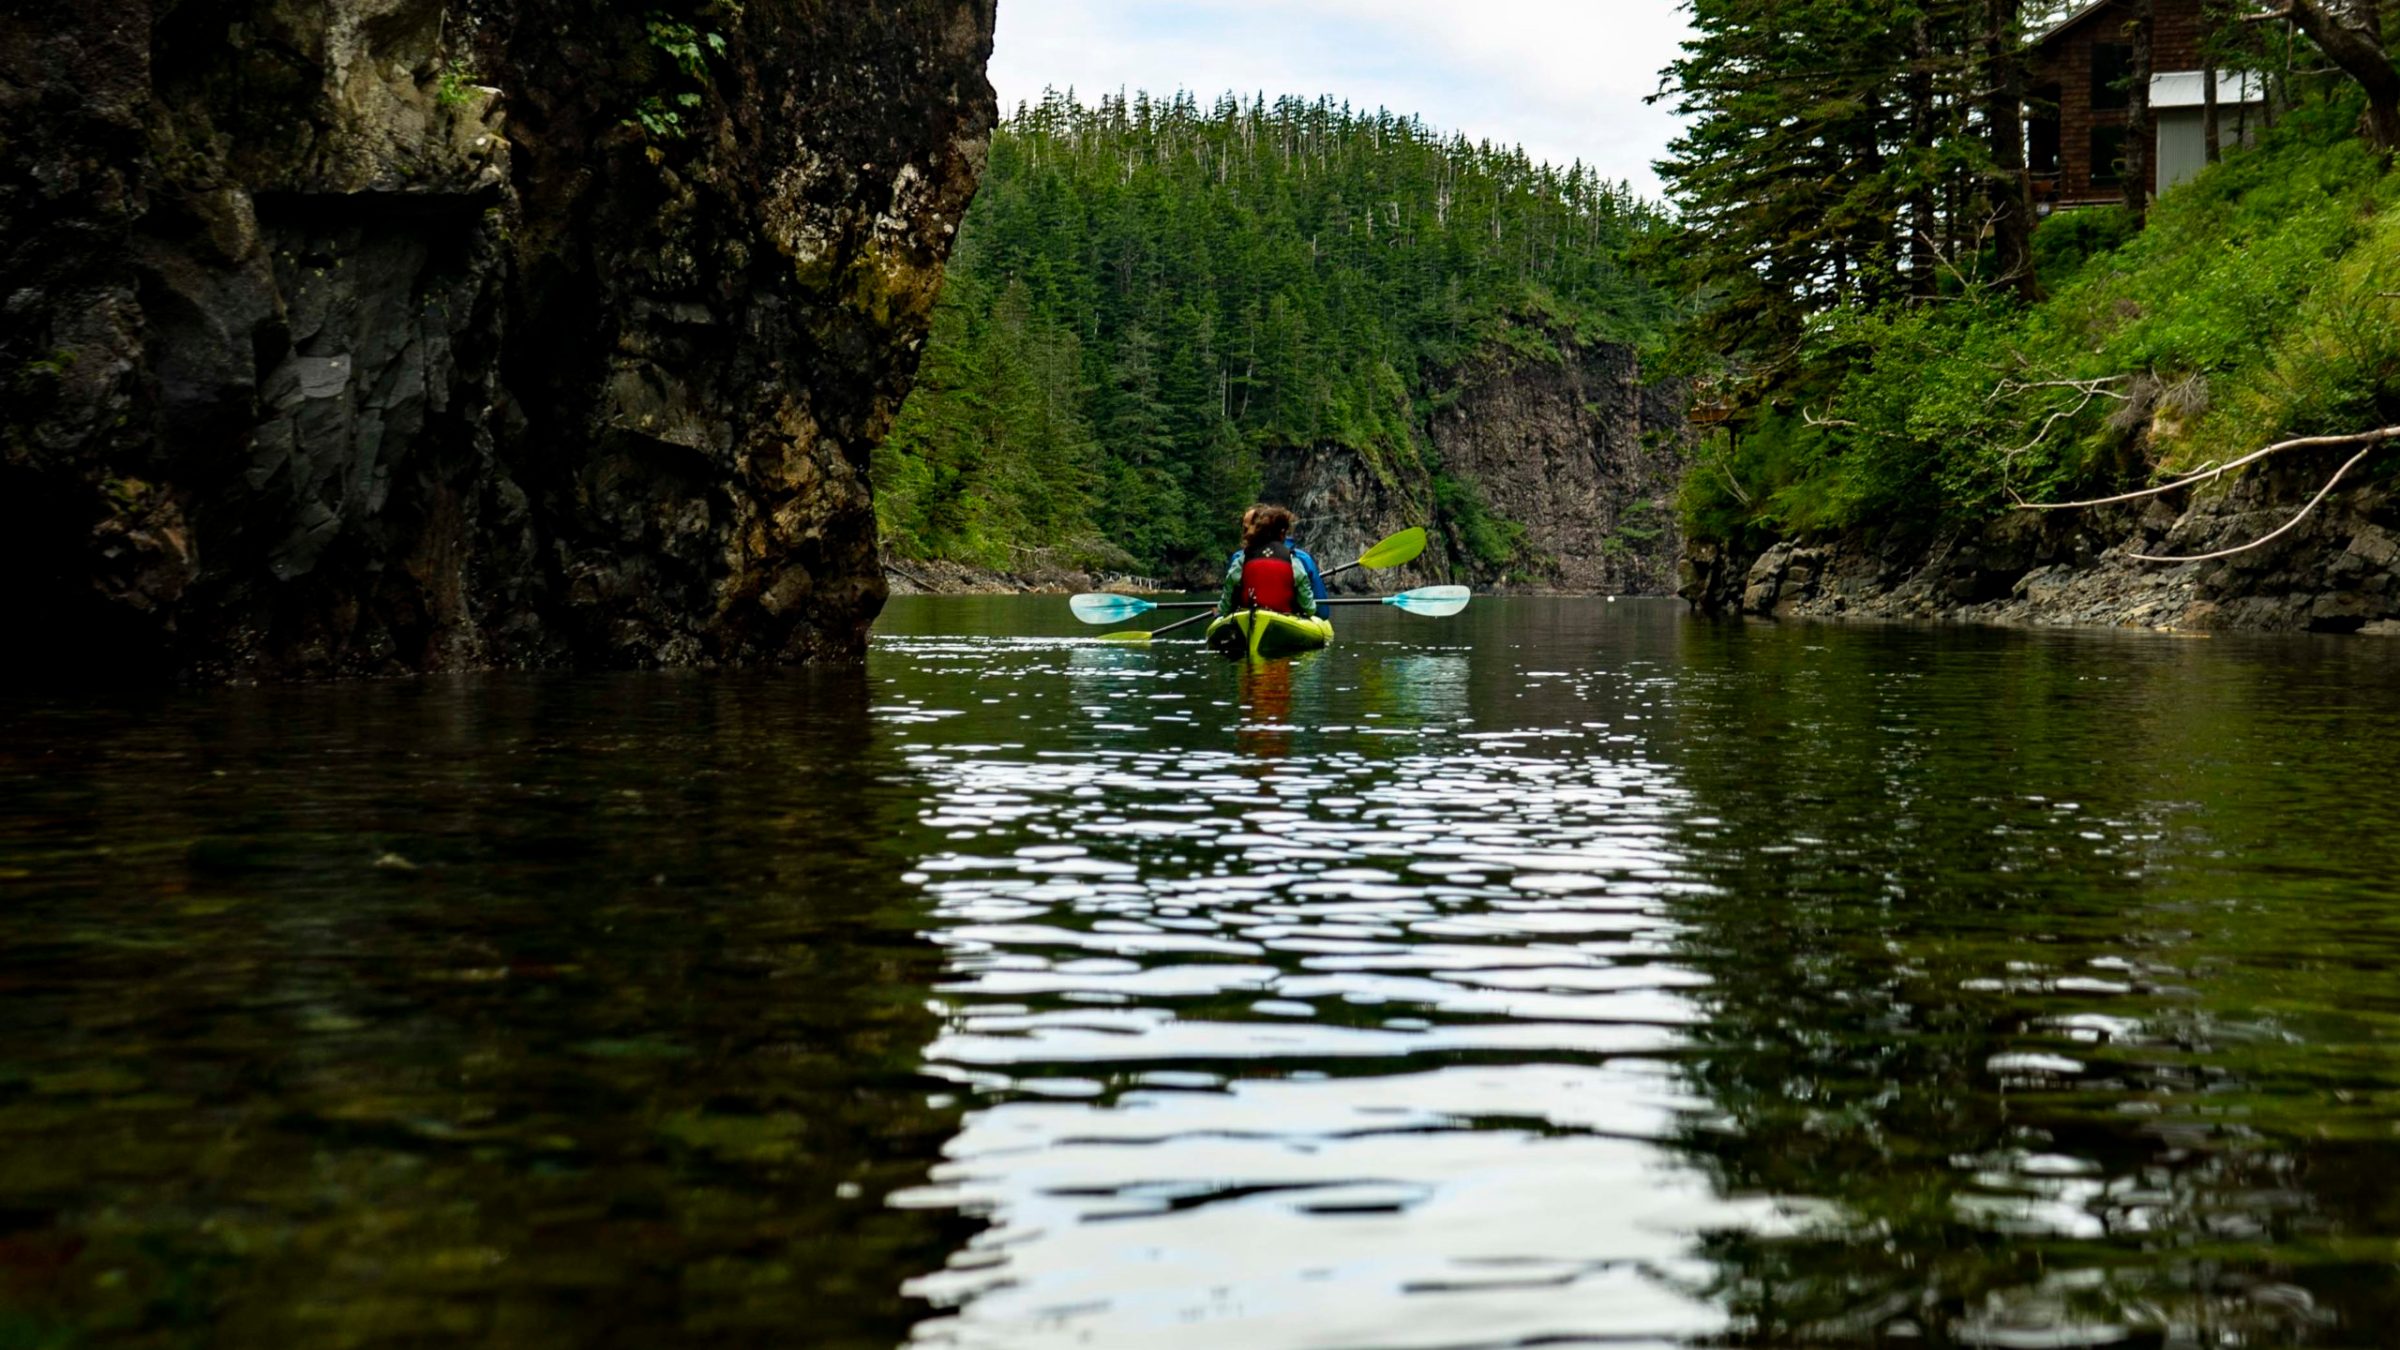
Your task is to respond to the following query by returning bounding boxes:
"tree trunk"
[1910,14,1940,302]
[2284,0,2400,151]
[1985,0,2036,300]
[2204,66,2221,163]
[2125,0,2153,227]
[1859,88,1887,306]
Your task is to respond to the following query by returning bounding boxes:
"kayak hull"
[1205,609,1334,660]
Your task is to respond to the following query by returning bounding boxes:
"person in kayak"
[1218,505,1321,618]
[1224,508,1329,605]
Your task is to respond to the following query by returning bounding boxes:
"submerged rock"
[1,0,995,679]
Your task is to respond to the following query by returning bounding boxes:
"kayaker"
[1218,505,1320,619]
[1224,509,1328,604]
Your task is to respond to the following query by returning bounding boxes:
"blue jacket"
[1229,544,1328,600]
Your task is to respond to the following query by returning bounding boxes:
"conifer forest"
[874,92,1670,577]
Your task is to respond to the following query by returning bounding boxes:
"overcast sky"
[987,0,1697,201]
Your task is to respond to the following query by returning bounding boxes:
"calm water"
[5,597,2400,1347]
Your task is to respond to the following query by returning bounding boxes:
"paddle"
[1320,526,1426,579]
[1099,585,1472,642]
[1068,593,1214,624]
[1070,526,1430,627]
[1318,584,1472,617]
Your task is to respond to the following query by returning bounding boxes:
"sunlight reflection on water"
[10,597,2400,1346]
[874,619,1776,1346]
[865,596,2400,1349]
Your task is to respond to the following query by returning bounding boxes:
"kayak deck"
[1205,609,1334,661]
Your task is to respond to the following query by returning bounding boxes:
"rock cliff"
[1679,443,2400,632]
[1259,339,1687,594]
[1,0,995,679]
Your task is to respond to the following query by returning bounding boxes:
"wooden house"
[2027,0,2266,212]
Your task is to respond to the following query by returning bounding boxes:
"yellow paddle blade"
[1355,527,1427,571]
[1098,630,1155,642]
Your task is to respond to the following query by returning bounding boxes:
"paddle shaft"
[1151,593,1441,626]
[1147,609,1216,637]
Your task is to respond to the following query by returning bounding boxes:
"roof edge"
[2035,0,2126,47]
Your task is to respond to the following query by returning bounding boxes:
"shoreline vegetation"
[887,7,2400,629]
[1657,2,2400,631]
[1674,95,2396,565]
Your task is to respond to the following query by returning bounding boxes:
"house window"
[2030,119,2061,176]
[2091,125,2128,187]
[2029,83,2062,174]
[2091,44,2134,110]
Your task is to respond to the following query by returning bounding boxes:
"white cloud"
[988,0,1695,199]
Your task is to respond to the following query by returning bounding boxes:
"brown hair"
[1241,504,1296,551]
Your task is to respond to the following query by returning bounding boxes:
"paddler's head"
[1241,504,1296,551]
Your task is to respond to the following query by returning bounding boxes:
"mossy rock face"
[0,0,998,680]
[1254,339,1691,596]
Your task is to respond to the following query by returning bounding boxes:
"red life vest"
[1239,542,1300,613]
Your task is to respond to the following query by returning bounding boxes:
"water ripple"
[876,628,1734,1346]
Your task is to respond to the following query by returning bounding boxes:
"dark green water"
[5,597,2399,1347]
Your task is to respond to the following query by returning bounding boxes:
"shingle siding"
[2029,0,2206,207]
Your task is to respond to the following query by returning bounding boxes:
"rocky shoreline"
[881,557,1164,596]
[1677,443,2400,633]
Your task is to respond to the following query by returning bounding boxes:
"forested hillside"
[1680,98,2398,551]
[1658,1,2399,556]
[874,91,1672,578]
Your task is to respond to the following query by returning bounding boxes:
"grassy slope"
[1683,97,2400,554]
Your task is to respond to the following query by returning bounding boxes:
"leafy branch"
[626,5,739,141]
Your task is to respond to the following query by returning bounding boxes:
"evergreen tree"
[876,89,1670,576]
[1657,0,2050,372]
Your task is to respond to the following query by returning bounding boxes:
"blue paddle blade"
[1069,593,1158,625]
[1383,585,1472,617]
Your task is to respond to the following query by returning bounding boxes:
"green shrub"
[2029,205,2139,288]
[1433,472,1526,569]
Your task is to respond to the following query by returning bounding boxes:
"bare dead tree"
[2014,425,2400,562]
[1990,375,2136,484]
[2128,441,2380,560]
[1912,205,2013,298]
[1990,375,2136,400]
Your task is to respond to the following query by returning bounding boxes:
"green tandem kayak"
[1205,609,1335,661]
